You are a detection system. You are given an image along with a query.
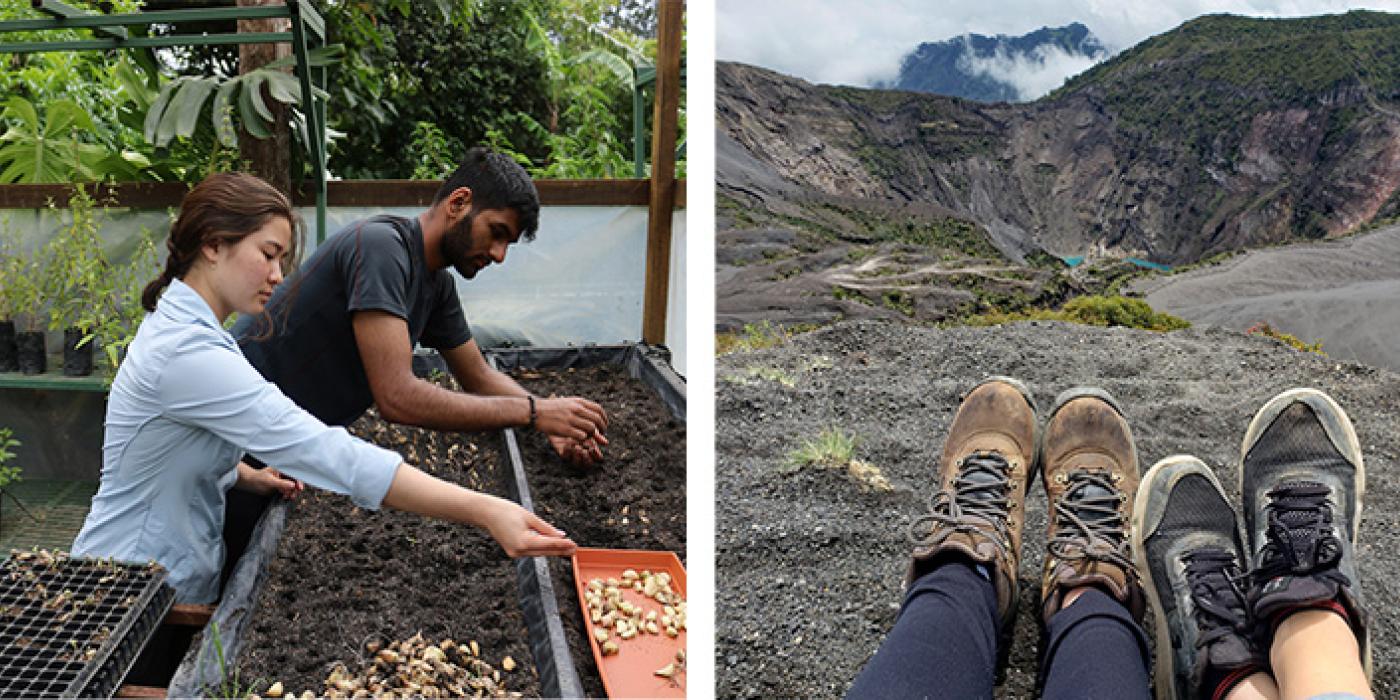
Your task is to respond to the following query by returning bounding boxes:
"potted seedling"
[96,230,159,371]
[0,229,20,372]
[9,249,50,375]
[45,187,111,376]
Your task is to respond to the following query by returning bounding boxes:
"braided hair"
[141,173,302,312]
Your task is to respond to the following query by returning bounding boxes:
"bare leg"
[1225,673,1279,700]
[1271,610,1372,700]
[1061,585,1094,608]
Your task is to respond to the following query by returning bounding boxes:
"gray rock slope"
[1137,223,1400,373]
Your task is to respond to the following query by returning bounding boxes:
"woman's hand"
[235,461,304,499]
[482,496,577,558]
[261,467,304,500]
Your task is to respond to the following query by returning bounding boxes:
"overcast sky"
[717,0,1400,98]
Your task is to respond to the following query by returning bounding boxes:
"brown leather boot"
[1040,388,1146,624]
[908,376,1038,636]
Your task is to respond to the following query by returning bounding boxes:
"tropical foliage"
[325,0,675,179]
[1,0,679,183]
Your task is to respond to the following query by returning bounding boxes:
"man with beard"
[222,149,607,560]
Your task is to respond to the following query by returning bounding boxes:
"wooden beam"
[115,685,167,698]
[0,182,189,209]
[164,603,214,626]
[293,179,657,208]
[0,179,684,209]
[641,0,682,345]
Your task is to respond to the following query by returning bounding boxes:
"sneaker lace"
[908,452,1013,549]
[1256,481,1349,586]
[1183,547,1251,648]
[1047,469,1133,570]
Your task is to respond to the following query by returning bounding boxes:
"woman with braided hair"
[72,172,575,604]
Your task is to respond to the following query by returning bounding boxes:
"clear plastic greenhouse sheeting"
[0,203,687,377]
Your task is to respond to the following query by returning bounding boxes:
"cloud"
[957,40,1109,101]
[715,2,914,86]
[717,0,1400,88]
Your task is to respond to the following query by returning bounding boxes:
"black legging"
[846,558,1151,699]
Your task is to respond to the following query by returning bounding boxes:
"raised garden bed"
[230,407,537,698]
[165,345,682,698]
[168,378,538,697]
[493,346,686,698]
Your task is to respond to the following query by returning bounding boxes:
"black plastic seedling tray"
[0,551,175,698]
[488,344,685,699]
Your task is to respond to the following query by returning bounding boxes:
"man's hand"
[548,432,608,467]
[481,495,577,557]
[534,396,608,441]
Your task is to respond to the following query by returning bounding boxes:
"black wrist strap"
[527,395,537,430]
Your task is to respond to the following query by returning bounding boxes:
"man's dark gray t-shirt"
[234,215,472,426]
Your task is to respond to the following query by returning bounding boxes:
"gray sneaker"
[1239,388,1370,678]
[1134,455,1261,700]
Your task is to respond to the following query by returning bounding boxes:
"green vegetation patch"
[1051,12,1400,162]
[715,321,822,356]
[816,202,1003,260]
[881,290,915,317]
[1246,322,1325,355]
[962,295,1190,332]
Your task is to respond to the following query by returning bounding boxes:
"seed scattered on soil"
[259,632,524,699]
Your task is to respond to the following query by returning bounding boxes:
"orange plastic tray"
[571,548,687,698]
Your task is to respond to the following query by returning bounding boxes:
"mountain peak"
[887,22,1108,102]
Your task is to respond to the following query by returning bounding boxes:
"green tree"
[324,0,552,178]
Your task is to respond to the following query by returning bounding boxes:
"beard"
[440,210,481,278]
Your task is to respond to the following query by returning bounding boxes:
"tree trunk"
[237,0,292,196]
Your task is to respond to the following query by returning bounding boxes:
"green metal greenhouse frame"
[0,0,332,242]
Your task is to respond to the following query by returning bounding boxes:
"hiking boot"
[908,376,1038,637]
[1134,455,1263,700]
[1239,388,1369,677]
[1040,388,1145,622]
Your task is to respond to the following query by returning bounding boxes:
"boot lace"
[909,452,1013,550]
[1047,469,1133,571]
[1183,547,1251,649]
[1256,481,1349,587]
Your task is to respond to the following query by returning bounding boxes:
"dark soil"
[234,405,539,698]
[513,365,687,699]
[716,319,1400,699]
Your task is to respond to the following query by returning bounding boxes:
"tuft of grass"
[788,427,857,469]
[1246,322,1325,355]
[962,295,1190,332]
[204,621,264,700]
[786,427,893,492]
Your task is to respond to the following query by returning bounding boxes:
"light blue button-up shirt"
[72,279,401,603]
